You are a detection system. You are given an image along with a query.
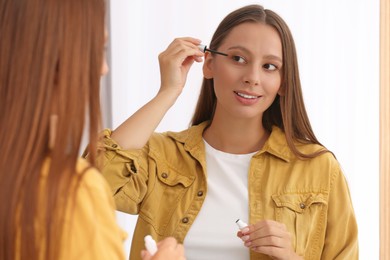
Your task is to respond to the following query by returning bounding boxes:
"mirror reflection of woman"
[97,4,358,260]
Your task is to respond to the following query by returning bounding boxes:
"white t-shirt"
[183,140,256,260]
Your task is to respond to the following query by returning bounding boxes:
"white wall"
[108,1,379,259]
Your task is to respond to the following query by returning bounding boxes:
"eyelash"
[263,64,278,71]
[231,55,246,64]
[231,55,279,71]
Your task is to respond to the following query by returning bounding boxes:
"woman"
[0,0,184,259]
[96,4,358,260]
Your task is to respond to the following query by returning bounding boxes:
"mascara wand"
[198,44,228,56]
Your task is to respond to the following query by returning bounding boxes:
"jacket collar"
[166,121,292,162]
[259,126,292,162]
[166,121,209,161]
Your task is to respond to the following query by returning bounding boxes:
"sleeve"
[95,129,149,214]
[61,167,127,260]
[321,164,359,259]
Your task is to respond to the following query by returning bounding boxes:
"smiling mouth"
[234,91,260,99]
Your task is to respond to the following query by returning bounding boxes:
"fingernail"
[244,241,252,247]
[242,227,249,233]
[242,235,250,241]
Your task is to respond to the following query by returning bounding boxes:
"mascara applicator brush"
[198,44,228,56]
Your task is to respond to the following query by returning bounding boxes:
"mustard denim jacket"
[97,121,358,260]
[16,159,126,260]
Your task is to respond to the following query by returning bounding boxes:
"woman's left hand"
[237,220,303,260]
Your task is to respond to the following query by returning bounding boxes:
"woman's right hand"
[158,37,204,97]
[141,237,186,260]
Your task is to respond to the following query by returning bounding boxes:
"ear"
[202,52,214,79]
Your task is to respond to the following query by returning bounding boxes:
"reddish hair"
[0,0,105,259]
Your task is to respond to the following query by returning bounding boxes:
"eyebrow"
[226,46,283,63]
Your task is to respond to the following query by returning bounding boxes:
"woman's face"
[203,22,283,121]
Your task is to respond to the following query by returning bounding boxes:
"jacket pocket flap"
[156,168,194,188]
[272,193,327,213]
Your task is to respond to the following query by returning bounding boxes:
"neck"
[203,114,269,154]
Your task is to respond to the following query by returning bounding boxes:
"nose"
[243,65,260,86]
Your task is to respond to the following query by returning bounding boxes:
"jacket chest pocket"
[140,166,195,235]
[271,192,327,256]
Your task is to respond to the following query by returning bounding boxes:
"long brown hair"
[191,4,327,158]
[0,0,105,259]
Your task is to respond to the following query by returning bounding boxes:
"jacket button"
[197,191,203,197]
[300,203,306,209]
[161,173,168,178]
[182,217,189,223]
[112,144,118,148]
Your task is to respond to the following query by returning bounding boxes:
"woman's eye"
[263,64,277,71]
[231,55,246,64]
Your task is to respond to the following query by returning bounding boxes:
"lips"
[234,91,260,99]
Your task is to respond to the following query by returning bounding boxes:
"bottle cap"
[144,235,158,256]
[236,219,248,230]
[198,44,207,52]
